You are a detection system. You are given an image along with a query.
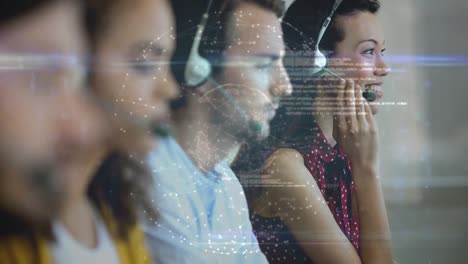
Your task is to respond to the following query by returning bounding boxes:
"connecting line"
[322,67,344,80]
[207,78,247,117]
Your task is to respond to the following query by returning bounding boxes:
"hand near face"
[332,79,378,170]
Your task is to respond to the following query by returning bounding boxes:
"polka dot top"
[251,123,360,263]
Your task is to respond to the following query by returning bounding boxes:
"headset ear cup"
[183,7,213,88]
[308,0,343,76]
[185,54,212,87]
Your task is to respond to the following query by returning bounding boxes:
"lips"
[375,90,383,100]
[364,82,384,100]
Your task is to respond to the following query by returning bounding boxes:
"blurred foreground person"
[0,0,105,235]
[0,0,179,263]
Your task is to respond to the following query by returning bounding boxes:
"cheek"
[331,54,373,82]
[348,56,374,81]
[217,68,273,111]
[121,77,153,100]
[251,71,270,92]
[223,67,270,91]
[238,69,272,100]
[0,90,54,161]
[0,168,57,221]
[96,72,155,105]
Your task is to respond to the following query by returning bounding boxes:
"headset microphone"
[362,89,377,102]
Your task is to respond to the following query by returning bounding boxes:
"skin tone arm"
[334,79,394,263]
[257,80,394,263]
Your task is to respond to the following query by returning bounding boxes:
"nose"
[270,62,292,98]
[154,68,180,100]
[374,55,389,77]
[53,90,107,154]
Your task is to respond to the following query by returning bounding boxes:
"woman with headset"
[232,0,396,263]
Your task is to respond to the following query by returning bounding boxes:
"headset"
[184,0,213,87]
[183,0,264,134]
[309,0,377,102]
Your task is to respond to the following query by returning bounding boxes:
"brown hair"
[88,151,155,239]
[169,0,286,109]
[84,0,157,239]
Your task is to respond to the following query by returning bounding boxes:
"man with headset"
[143,0,291,263]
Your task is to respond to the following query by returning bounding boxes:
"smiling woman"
[232,0,395,263]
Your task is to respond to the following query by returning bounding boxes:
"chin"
[237,120,270,142]
[256,126,270,141]
[252,121,271,141]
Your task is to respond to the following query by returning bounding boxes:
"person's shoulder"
[149,136,187,172]
[263,148,315,188]
[266,148,305,169]
[0,233,50,264]
[147,136,195,192]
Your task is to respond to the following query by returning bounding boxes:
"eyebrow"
[355,39,386,47]
[132,41,165,57]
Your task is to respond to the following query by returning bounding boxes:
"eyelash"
[133,61,156,74]
[256,61,275,71]
[362,48,386,57]
[133,63,154,74]
[132,49,165,74]
[256,64,271,70]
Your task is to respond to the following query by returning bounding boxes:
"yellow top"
[0,207,151,264]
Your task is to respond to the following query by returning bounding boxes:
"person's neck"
[57,195,98,248]
[55,145,108,248]
[173,107,240,173]
[313,113,336,147]
[111,118,156,157]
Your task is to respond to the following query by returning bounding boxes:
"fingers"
[343,79,357,131]
[334,79,346,105]
[334,79,346,118]
[333,79,346,141]
[355,83,366,123]
[363,98,376,131]
[344,79,355,111]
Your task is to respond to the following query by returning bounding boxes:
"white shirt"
[143,136,267,264]
[51,211,120,264]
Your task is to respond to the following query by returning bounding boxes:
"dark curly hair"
[283,0,380,53]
